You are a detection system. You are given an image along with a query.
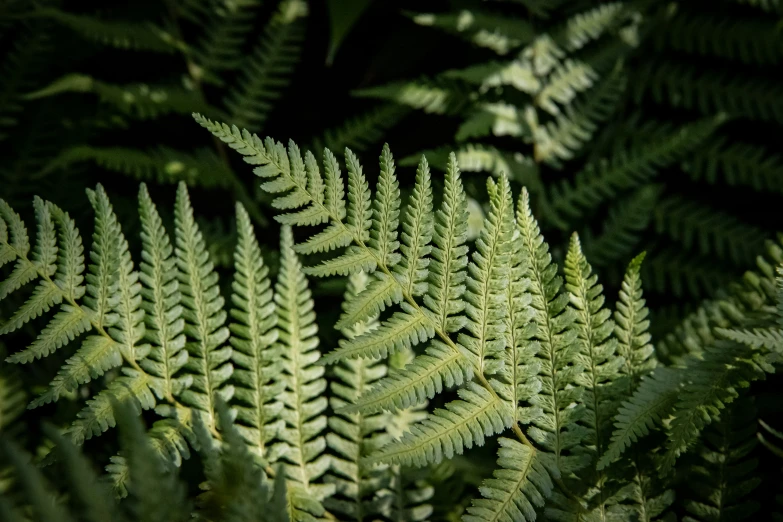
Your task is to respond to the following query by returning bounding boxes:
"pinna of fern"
[197,114,698,521]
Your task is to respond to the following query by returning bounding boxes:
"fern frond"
[229,202,284,461]
[326,271,390,521]
[635,61,783,123]
[459,175,515,375]
[614,253,656,385]
[69,368,158,444]
[354,77,472,115]
[464,439,554,522]
[26,185,147,408]
[532,63,626,167]
[553,2,628,52]
[653,195,767,265]
[456,102,530,142]
[137,184,190,400]
[536,59,598,116]
[342,341,472,415]
[681,397,761,522]
[174,183,233,429]
[310,104,409,155]
[24,74,210,119]
[565,233,622,463]
[662,342,771,470]
[43,146,233,189]
[542,117,722,229]
[410,9,534,55]
[581,185,661,268]
[597,366,680,469]
[654,10,783,65]
[0,199,66,334]
[224,0,307,132]
[33,7,179,53]
[494,218,540,426]
[424,153,470,333]
[516,188,584,475]
[184,0,263,77]
[275,226,332,520]
[364,382,512,468]
[684,138,783,194]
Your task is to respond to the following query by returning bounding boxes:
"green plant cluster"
[2,0,783,521]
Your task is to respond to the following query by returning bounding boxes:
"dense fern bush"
[356,0,780,308]
[6,125,775,519]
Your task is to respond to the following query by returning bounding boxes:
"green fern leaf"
[459,175,515,375]
[542,117,723,229]
[423,153,469,333]
[30,335,121,408]
[32,7,179,53]
[394,156,433,297]
[275,226,333,520]
[335,272,402,331]
[532,63,626,168]
[182,0,262,77]
[662,342,770,470]
[69,368,158,444]
[230,202,284,461]
[681,398,761,522]
[355,77,472,115]
[516,188,584,475]
[49,204,86,301]
[325,271,390,521]
[137,184,190,400]
[224,0,307,131]
[598,368,681,469]
[464,439,555,522]
[553,3,629,51]
[322,304,433,363]
[0,281,61,335]
[174,183,233,429]
[341,340,472,415]
[6,306,91,364]
[614,253,656,384]
[310,104,409,155]
[580,185,661,269]
[365,382,512,468]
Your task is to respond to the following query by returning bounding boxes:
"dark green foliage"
[2,1,783,521]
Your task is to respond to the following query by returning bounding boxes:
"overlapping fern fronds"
[198,119,737,520]
[355,0,769,309]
